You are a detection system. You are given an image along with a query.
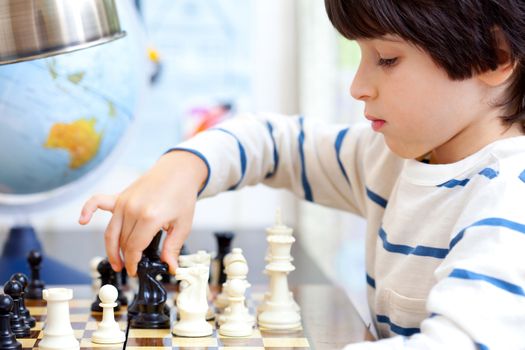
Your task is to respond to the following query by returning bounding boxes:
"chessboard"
[22,291,311,350]
[20,298,127,350]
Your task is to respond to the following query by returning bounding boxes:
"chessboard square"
[250,292,265,302]
[218,329,261,339]
[218,336,263,347]
[219,347,264,350]
[74,329,85,338]
[33,321,44,330]
[262,338,310,347]
[72,322,88,329]
[28,329,41,338]
[18,338,37,348]
[85,321,99,330]
[127,337,169,347]
[129,328,172,338]
[71,314,90,322]
[127,347,171,350]
[28,306,46,315]
[171,336,218,347]
[70,299,92,308]
[260,329,306,338]
[79,338,124,349]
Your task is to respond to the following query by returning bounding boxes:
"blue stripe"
[478,167,498,179]
[335,128,351,185]
[366,273,376,288]
[519,169,525,183]
[449,217,525,250]
[476,342,489,350]
[265,121,279,179]
[165,148,210,196]
[450,268,525,297]
[298,117,313,202]
[366,187,387,208]
[213,128,247,190]
[438,178,470,188]
[376,315,420,336]
[439,167,498,188]
[379,227,448,258]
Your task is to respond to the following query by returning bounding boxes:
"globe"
[0,0,148,284]
[0,0,147,213]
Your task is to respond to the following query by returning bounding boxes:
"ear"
[478,27,516,87]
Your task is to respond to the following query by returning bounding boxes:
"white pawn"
[38,288,79,350]
[92,285,125,344]
[219,279,254,337]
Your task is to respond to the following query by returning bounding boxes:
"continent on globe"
[44,118,102,169]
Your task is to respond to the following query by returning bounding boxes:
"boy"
[79,0,525,348]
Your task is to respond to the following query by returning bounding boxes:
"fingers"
[123,215,162,276]
[104,209,124,272]
[161,218,193,274]
[79,194,116,225]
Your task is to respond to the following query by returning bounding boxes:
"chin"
[384,139,427,160]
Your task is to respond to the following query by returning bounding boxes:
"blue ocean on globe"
[0,2,147,209]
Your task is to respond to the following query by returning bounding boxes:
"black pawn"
[9,274,35,328]
[26,251,45,300]
[91,259,121,312]
[213,231,235,285]
[0,295,21,350]
[3,281,30,338]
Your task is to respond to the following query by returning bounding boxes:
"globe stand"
[0,226,90,284]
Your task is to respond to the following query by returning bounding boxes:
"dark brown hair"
[325,0,525,130]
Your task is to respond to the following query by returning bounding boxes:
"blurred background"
[0,0,368,324]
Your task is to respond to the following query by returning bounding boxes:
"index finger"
[79,194,117,225]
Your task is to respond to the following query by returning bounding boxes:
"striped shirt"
[174,113,525,349]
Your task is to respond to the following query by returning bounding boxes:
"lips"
[365,114,386,132]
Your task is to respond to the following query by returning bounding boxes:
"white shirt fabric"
[174,113,525,349]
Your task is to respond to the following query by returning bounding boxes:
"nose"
[350,66,377,101]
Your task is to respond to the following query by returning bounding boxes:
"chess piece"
[128,232,170,317]
[0,294,22,350]
[9,273,36,328]
[172,265,212,337]
[258,210,300,314]
[257,222,301,330]
[217,249,254,326]
[91,285,125,344]
[129,257,170,329]
[38,288,80,350]
[26,250,45,300]
[215,248,249,312]
[212,232,234,286]
[219,279,254,337]
[3,281,30,338]
[178,251,214,320]
[90,256,104,292]
[91,259,123,312]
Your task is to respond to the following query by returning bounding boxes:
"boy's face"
[352,36,508,163]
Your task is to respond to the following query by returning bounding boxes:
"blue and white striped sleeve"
[173,113,372,214]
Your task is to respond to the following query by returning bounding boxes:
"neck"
[430,116,523,164]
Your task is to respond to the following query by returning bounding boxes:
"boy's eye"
[378,57,398,67]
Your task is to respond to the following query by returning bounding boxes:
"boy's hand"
[79,151,208,276]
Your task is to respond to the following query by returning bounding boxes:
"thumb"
[161,220,192,274]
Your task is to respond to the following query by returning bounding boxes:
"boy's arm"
[176,113,375,215]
